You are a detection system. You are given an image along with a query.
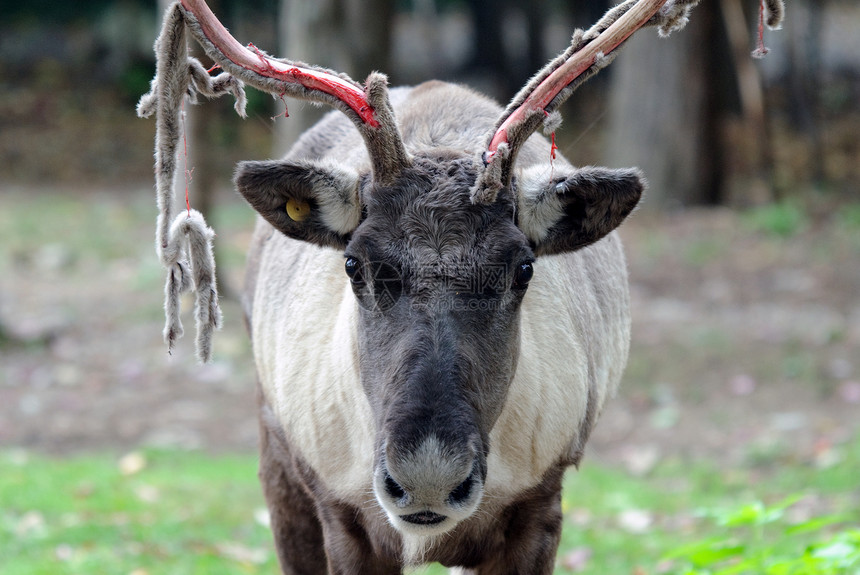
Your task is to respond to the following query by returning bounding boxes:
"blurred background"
[1,0,858,573]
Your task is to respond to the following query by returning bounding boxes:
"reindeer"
[138,0,784,572]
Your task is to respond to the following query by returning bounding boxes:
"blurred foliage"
[0,0,858,202]
[0,0,280,25]
[664,497,860,574]
[0,0,124,25]
[742,201,809,238]
[836,204,860,232]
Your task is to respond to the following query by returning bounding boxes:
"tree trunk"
[719,0,775,204]
[604,5,719,209]
[345,0,396,80]
[275,0,349,156]
[787,0,825,186]
[275,0,395,157]
[466,0,509,97]
[525,0,548,85]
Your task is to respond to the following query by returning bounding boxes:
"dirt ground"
[1,194,858,474]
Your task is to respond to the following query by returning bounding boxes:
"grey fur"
[138,2,417,361]
[541,110,563,136]
[180,210,222,360]
[651,0,702,37]
[363,73,413,184]
[752,0,787,58]
[234,159,361,249]
[186,58,247,115]
[470,143,510,204]
[163,259,190,348]
[517,165,645,255]
[468,0,665,201]
[140,0,784,359]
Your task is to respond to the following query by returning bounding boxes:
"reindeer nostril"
[383,472,406,500]
[448,475,474,505]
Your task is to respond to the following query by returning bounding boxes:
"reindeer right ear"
[235,159,363,249]
[516,164,644,256]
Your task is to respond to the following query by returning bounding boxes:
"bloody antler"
[181,0,376,125]
[472,0,786,203]
[178,0,409,182]
[137,0,410,361]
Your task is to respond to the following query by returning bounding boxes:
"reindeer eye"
[345,257,362,281]
[513,261,534,289]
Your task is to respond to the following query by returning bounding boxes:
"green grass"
[4,438,859,574]
[0,189,254,272]
[0,192,151,265]
[556,444,860,574]
[682,238,728,267]
[1,450,277,575]
[835,203,860,232]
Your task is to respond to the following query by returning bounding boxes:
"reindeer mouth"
[400,511,447,526]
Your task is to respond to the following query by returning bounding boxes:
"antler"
[472,0,786,203]
[136,0,410,360]
[178,0,409,182]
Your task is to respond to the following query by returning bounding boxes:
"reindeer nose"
[382,468,477,508]
[374,435,485,534]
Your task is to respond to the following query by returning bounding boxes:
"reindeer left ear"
[235,159,363,250]
[516,165,644,256]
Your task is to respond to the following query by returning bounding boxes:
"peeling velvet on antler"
[471,0,786,204]
[137,0,413,360]
[136,2,231,362]
[178,1,410,183]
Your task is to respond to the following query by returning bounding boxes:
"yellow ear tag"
[286,198,311,222]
